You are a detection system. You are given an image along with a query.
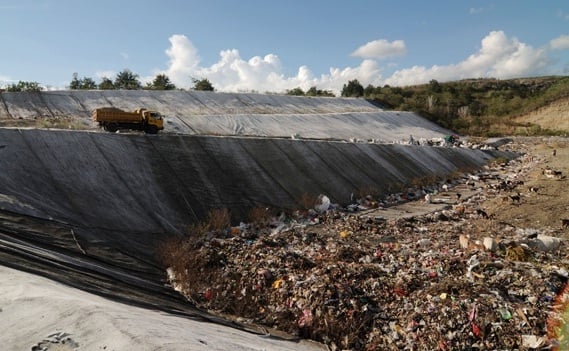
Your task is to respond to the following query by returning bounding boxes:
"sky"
[0,0,568,94]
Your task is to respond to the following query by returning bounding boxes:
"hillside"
[360,75,569,136]
[514,96,569,132]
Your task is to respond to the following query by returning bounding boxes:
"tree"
[306,87,318,96]
[70,73,97,90]
[364,84,377,97]
[146,74,176,90]
[98,77,114,90]
[306,86,335,97]
[429,79,442,93]
[192,78,214,91]
[114,69,141,90]
[80,77,97,90]
[70,73,81,90]
[341,79,364,97]
[5,81,43,92]
[286,87,305,96]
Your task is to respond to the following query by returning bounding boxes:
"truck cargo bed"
[92,108,143,123]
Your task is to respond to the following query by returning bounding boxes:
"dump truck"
[92,107,164,134]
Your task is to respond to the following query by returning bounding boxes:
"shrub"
[247,206,272,225]
[205,208,231,231]
[298,193,318,211]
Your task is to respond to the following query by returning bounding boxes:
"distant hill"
[364,75,569,137]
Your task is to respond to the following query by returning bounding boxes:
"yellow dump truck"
[92,107,164,134]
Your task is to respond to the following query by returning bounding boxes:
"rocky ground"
[162,137,569,350]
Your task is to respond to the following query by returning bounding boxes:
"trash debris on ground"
[164,140,568,350]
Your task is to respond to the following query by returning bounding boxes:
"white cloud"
[164,34,201,87]
[384,31,549,86]
[160,31,559,94]
[351,39,406,60]
[162,34,382,94]
[550,35,569,50]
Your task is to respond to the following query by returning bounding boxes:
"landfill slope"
[0,91,511,275]
[0,90,453,142]
[0,128,514,236]
[0,90,522,349]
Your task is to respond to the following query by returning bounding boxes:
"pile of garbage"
[164,143,568,350]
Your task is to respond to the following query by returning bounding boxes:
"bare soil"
[482,137,569,232]
[514,97,569,133]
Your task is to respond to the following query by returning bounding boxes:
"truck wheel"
[145,125,158,134]
[106,123,118,132]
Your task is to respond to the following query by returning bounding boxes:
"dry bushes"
[247,206,272,225]
[205,208,231,231]
[156,208,231,299]
[298,192,318,210]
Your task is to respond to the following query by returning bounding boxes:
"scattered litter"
[483,237,498,251]
[521,334,546,348]
[164,140,568,350]
[314,194,331,213]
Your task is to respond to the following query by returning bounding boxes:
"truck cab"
[136,109,164,134]
[145,110,164,133]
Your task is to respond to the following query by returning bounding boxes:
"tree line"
[68,70,214,91]
[2,70,215,92]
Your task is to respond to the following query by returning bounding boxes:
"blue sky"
[1,0,568,94]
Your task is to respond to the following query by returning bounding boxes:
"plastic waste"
[483,237,497,251]
[521,335,545,348]
[314,194,331,213]
[466,255,480,280]
[497,307,512,320]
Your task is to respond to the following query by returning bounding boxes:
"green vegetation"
[4,81,43,92]
[191,78,215,91]
[359,76,569,137]
[113,69,142,90]
[69,73,97,90]
[146,74,176,90]
[98,77,115,90]
[286,86,335,97]
[341,79,364,98]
